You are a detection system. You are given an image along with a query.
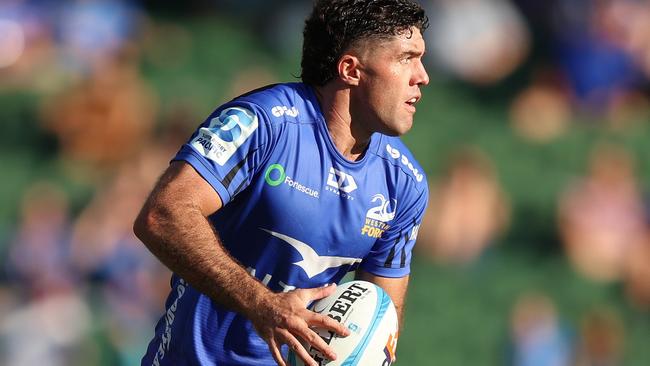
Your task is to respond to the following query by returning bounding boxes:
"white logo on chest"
[326,167,358,194]
[260,228,361,278]
[325,167,357,200]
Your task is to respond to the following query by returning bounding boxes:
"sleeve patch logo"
[191,107,258,166]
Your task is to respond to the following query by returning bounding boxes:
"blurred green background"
[1,1,650,365]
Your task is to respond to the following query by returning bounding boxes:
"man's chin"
[376,117,413,136]
[392,120,414,136]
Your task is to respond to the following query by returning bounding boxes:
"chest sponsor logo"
[385,143,424,183]
[361,194,397,238]
[271,105,299,118]
[191,107,258,166]
[325,167,357,200]
[264,163,319,198]
[260,228,362,278]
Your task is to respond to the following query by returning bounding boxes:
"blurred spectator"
[0,1,28,70]
[607,0,650,78]
[0,288,93,366]
[623,236,650,311]
[426,0,530,85]
[544,0,650,120]
[418,147,510,265]
[1,0,145,92]
[56,0,143,77]
[0,0,58,91]
[40,44,158,181]
[1,181,92,366]
[558,143,647,283]
[508,292,573,366]
[509,68,572,143]
[574,306,625,366]
[594,0,650,128]
[5,181,76,296]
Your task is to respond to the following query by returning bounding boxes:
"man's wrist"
[225,273,274,320]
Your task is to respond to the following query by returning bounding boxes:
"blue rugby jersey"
[142,83,428,365]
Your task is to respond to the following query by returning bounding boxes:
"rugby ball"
[288,280,399,366]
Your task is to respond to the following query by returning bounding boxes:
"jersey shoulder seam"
[371,152,427,195]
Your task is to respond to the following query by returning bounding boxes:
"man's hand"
[248,284,350,366]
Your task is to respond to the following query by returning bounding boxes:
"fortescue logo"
[264,164,319,198]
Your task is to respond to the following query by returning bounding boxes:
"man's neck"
[313,83,371,162]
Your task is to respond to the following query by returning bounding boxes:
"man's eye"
[400,58,411,64]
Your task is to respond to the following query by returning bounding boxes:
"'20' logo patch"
[191,107,258,166]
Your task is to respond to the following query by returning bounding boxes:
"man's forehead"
[344,27,425,60]
[369,27,425,52]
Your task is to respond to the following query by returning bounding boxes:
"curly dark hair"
[301,0,428,86]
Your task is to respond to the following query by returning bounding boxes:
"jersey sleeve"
[173,101,273,204]
[359,184,429,278]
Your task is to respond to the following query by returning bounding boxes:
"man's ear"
[338,54,361,86]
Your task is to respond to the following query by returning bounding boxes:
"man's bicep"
[153,161,223,217]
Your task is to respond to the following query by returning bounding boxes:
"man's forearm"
[134,199,268,318]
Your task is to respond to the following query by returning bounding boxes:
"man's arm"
[355,269,410,328]
[133,161,348,366]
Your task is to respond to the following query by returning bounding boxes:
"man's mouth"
[405,96,420,111]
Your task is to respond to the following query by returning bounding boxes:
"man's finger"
[294,326,338,361]
[268,338,286,366]
[307,311,350,337]
[300,283,337,302]
[283,331,318,366]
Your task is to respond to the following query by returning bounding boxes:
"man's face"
[353,27,429,136]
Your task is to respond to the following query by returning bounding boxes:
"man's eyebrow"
[398,50,425,58]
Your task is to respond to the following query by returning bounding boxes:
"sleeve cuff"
[173,146,232,204]
[359,261,410,278]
